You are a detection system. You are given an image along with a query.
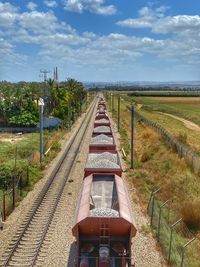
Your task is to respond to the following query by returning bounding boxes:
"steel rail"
[0,98,97,267]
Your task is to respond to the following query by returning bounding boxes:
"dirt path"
[158,112,200,132]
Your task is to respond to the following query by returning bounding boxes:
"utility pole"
[38,98,44,164]
[118,95,120,131]
[40,69,50,100]
[130,105,134,169]
[40,69,50,82]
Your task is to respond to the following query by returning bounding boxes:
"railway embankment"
[0,100,97,265]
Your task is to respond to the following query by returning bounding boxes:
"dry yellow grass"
[180,200,200,229]
[31,151,40,165]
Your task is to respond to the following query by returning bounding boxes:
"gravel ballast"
[93,126,111,133]
[86,152,120,169]
[94,119,109,123]
[86,158,120,169]
[90,134,113,145]
[0,99,167,267]
[90,207,119,217]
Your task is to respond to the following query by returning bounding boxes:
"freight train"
[72,97,137,267]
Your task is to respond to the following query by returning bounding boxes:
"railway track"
[0,99,97,267]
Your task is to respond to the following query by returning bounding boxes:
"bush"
[177,132,188,144]
[9,110,38,127]
[51,142,61,151]
[0,160,28,190]
[181,200,200,230]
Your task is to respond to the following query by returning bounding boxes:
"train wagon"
[84,151,122,177]
[72,173,137,267]
[94,118,110,127]
[93,126,112,137]
[95,113,109,120]
[89,134,116,153]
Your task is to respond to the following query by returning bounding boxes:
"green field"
[125,96,200,152]
[130,96,200,125]
[0,129,65,215]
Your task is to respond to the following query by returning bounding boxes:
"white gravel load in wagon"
[96,112,108,116]
[94,119,109,124]
[90,134,113,145]
[90,207,119,217]
[86,153,120,169]
[93,126,111,133]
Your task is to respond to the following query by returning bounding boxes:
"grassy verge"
[105,93,200,265]
[0,96,93,217]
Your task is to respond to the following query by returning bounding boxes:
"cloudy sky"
[1,0,200,82]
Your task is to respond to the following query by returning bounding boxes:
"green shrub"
[51,142,61,151]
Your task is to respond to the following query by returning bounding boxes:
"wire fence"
[135,111,200,175]
[148,189,200,267]
[0,96,90,223]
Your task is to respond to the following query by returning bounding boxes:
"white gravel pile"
[96,112,108,117]
[94,119,109,123]
[90,208,119,217]
[90,134,113,145]
[86,153,120,169]
[93,126,111,133]
[89,152,118,163]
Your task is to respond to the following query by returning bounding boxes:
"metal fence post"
[110,93,112,111]
[130,105,134,169]
[118,95,120,132]
[150,188,161,226]
[168,218,182,263]
[157,199,170,240]
[13,146,17,209]
[112,93,114,117]
[147,188,154,214]
[180,238,196,267]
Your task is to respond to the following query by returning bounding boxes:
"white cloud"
[44,0,57,8]
[19,11,59,34]
[0,37,26,68]
[0,2,18,27]
[64,0,116,15]
[65,0,83,13]
[27,2,37,11]
[0,2,200,81]
[153,15,200,34]
[117,6,168,29]
[117,5,200,38]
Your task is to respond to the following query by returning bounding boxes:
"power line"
[40,69,50,82]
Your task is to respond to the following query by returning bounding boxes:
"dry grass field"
[108,93,200,231]
[126,96,200,153]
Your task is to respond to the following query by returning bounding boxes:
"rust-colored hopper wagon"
[95,112,109,120]
[94,118,110,127]
[98,104,106,112]
[89,134,116,153]
[72,173,137,267]
[92,125,113,138]
[84,151,121,177]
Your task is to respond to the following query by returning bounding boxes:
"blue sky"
[0,0,200,82]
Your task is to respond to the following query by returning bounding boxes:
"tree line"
[0,79,87,127]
